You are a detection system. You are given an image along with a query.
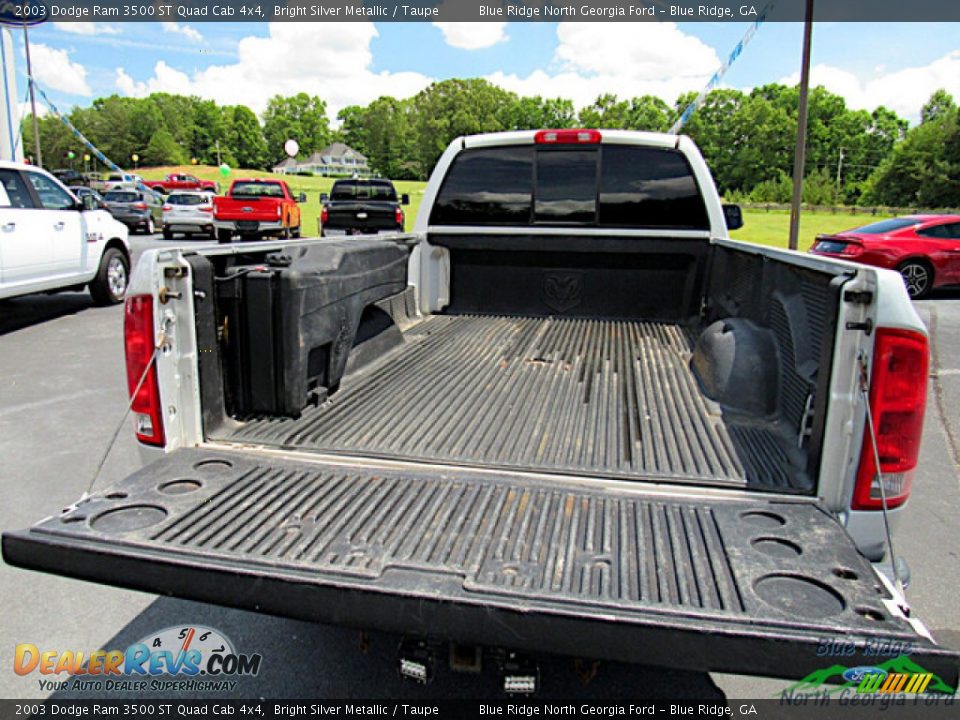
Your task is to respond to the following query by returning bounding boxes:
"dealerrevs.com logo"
[14,625,262,693]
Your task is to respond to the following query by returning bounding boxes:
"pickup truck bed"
[5,446,957,682]
[220,314,803,492]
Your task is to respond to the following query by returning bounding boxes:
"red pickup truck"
[145,174,218,194]
[213,179,306,243]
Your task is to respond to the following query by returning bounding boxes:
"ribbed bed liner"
[217,315,808,492]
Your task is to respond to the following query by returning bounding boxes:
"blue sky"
[13,21,960,124]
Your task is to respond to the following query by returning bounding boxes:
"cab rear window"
[430,144,709,230]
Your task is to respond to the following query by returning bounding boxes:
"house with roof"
[296,143,371,177]
[271,157,299,174]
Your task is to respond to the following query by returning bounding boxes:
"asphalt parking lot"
[2,234,959,701]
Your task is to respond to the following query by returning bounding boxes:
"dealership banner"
[6,0,960,23]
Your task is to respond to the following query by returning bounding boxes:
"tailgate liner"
[218,315,808,492]
[4,448,957,683]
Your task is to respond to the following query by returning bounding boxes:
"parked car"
[319,178,409,236]
[102,189,163,234]
[68,186,107,209]
[0,161,130,304]
[809,215,960,299]
[213,178,305,242]
[101,172,141,192]
[145,173,218,195]
[161,191,215,239]
[6,131,957,690]
[51,168,86,187]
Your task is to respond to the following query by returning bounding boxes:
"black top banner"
[3,0,960,23]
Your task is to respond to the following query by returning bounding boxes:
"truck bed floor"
[217,315,808,492]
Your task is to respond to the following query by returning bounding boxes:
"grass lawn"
[139,166,891,245]
[732,208,893,251]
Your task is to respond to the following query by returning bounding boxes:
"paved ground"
[1,236,958,700]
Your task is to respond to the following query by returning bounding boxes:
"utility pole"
[788,0,815,251]
[216,140,221,165]
[22,23,41,167]
[835,146,845,202]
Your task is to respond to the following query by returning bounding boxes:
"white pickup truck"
[0,162,131,305]
[5,131,957,689]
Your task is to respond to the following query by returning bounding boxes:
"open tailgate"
[4,447,958,684]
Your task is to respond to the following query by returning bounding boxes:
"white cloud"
[52,22,120,35]
[779,51,960,123]
[432,22,507,50]
[114,23,431,121]
[29,43,92,96]
[161,22,203,43]
[486,23,720,109]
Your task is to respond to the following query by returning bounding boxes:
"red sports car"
[809,215,960,299]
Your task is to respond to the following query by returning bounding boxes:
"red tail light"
[124,295,165,447]
[852,328,928,510]
[162,205,172,212]
[133,202,148,210]
[534,129,602,144]
[841,243,863,256]
[395,206,404,227]
[321,206,329,225]
[199,205,213,213]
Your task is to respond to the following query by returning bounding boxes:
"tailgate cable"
[80,327,166,501]
[858,350,905,598]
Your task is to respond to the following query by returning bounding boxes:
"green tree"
[411,79,518,178]
[506,96,576,130]
[262,93,331,160]
[921,89,956,124]
[226,105,267,169]
[143,127,188,166]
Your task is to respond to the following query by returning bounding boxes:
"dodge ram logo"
[542,272,583,312]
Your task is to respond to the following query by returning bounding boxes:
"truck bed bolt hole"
[833,568,858,580]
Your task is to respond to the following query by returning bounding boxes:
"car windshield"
[231,182,284,198]
[853,218,920,234]
[331,181,397,202]
[104,191,138,202]
[168,194,208,206]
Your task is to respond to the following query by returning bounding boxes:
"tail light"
[124,295,165,447]
[199,205,213,213]
[321,206,329,225]
[840,243,863,256]
[534,129,602,144]
[852,328,929,510]
[277,203,282,219]
[395,206,404,227]
[133,202,147,210]
[162,205,172,212]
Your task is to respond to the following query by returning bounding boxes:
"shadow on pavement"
[47,596,725,700]
[0,293,95,336]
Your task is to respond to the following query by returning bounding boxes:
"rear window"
[104,191,138,202]
[331,181,397,202]
[231,182,284,198]
[430,144,708,229]
[168,194,208,206]
[853,218,919,234]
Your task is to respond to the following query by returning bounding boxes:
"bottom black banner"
[1,699,959,720]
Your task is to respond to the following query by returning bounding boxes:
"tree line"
[23,79,960,208]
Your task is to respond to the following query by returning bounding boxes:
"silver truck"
[5,130,957,689]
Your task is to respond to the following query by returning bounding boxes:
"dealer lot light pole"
[788,0,814,251]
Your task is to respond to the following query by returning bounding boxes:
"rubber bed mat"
[218,315,809,492]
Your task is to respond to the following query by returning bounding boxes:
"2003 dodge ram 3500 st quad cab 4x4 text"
[4,130,958,689]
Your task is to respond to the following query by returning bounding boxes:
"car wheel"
[898,261,932,300]
[217,229,233,244]
[146,217,155,235]
[162,226,173,240]
[89,248,129,305]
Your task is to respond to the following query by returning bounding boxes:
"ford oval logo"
[241,207,253,213]
[843,666,887,683]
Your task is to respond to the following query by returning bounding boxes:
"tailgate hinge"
[843,290,873,305]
